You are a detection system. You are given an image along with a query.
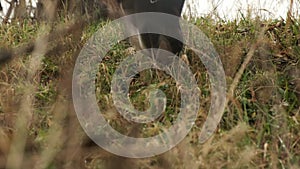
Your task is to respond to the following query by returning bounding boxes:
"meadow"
[0,3,299,169]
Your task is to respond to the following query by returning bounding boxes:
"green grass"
[0,12,300,169]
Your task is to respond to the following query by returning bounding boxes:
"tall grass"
[0,1,300,169]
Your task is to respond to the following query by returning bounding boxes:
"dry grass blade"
[5,0,57,168]
[5,27,51,169]
[199,26,268,143]
[227,26,268,103]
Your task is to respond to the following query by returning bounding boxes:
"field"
[0,6,300,169]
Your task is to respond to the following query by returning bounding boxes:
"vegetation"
[0,1,300,169]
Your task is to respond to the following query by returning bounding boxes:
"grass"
[0,11,300,169]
